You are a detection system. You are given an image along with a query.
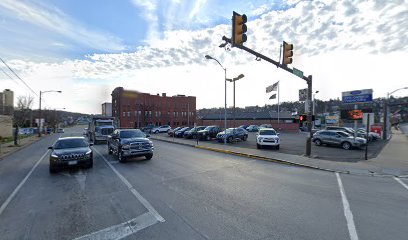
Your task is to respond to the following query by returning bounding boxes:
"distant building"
[111,87,196,128]
[101,102,112,117]
[0,89,14,115]
[197,111,298,131]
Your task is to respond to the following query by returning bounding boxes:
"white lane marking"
[393,177,408,191]
[73,169,87,191]
[0,150,49,216]
[93,148,165,223]
[336,172,359,240]
[73,211,158,240]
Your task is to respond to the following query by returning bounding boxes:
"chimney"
[162,93,166,97]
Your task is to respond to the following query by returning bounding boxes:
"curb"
[0,135,47,160]
[151,137,408,178]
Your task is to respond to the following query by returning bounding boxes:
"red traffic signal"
[299,114,307,122]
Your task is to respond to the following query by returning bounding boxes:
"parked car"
[326,126,373,140]
[48,137,93,173]
[183,126,207,139]
[168,127,183,137]
[312,130,367,150]
[259,124,272,129]
[108,129,153,162]
[174,127,191,138]
[141,124,155,133]
[238,125,249,130]
[197,126,222,140]
[46,128,54,134]
[151,125,171,134]
[216,128,248,143]
[357,128,380,141]
[57,128,64,133]
[256,128,280,149]
[246,125,259,132]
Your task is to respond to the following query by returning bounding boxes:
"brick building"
[111,87,196,128]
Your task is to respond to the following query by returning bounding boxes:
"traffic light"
[299,114,307,122]
[282,41,293,65]
[232,11,247,46]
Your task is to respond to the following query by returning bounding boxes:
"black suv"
[183,126,207,139]
[49,137,93,173]
[108,129,154,162]
[216,128,248,143]
[197,126,222,140]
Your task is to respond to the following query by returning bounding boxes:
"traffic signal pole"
[306,75,313,156]
[221,35,313,156]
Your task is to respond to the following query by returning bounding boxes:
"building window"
[159,112,161,117]
[149,111,152,117]
[173,112,176,117]
[128,112,131,117]
[123,112,126,117]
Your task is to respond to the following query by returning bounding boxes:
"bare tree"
[13,95,34,145]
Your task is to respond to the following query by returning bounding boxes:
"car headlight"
[122,144,130,150]
[51,153,59,159]
[148,141,153,147]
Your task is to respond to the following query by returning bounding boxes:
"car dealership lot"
[161,131,387,162]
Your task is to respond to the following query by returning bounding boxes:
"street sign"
[342,89,373,104]
[293,68,303,78]
[325,115,339,125]
[363,113,374,126]
[299,88,307,101]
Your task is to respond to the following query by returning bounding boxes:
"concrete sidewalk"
[150,132,408,178]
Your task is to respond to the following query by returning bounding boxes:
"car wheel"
[315,139,322,146]
[49,165,58,174]
[275,145,280,150]
[108,145,113,155]
[257,143,262,149]
[242,135,247,141]
[206,135,211,141]
[145,154,153,160]
[342,142,351,150]
[118,150,125,163]
[227,136,233,143]
[155,130,159,134]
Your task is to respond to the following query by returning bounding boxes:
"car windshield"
[54,139,88,149]
[180,127,189,131]
[225,128,235,133]
[259,129,277,135]
[120,130,145,138]
[204,126,215,130]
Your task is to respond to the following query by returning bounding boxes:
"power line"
[0,66,20,86]
[0,57,38,97]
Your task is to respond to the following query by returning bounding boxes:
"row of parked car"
[167,125,249,143]
[166,125,281,149]
[312,126,380,150]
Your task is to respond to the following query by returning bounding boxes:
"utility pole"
[306,75,313,157]
[38,91,42,137]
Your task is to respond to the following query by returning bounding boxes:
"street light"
[383,87,408,140]
[226,74,245,130]
[312,90,319,128]
[205,55,228,144]
[38,90,62,137]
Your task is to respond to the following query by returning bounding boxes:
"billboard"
[325,115,339,124]
[342,89,373,104]
[341,108,372,120]
[299,88,307,101]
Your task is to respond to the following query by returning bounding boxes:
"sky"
[0,0,407,114]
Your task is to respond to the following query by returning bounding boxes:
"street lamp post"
[383,87,408,140]
[205,55,227,144]
[226,74,245,130]
[312,90,319,128]
[38,90,62,137]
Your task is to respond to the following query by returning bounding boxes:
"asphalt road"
[160,131,386,162]
[0,126,407,240]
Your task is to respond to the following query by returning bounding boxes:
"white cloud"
[189,0,207,19]
[130,0,160,43]
[0,0,125,52]
[2,0,408,114]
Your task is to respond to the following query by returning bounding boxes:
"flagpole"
[277,81,280,124]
